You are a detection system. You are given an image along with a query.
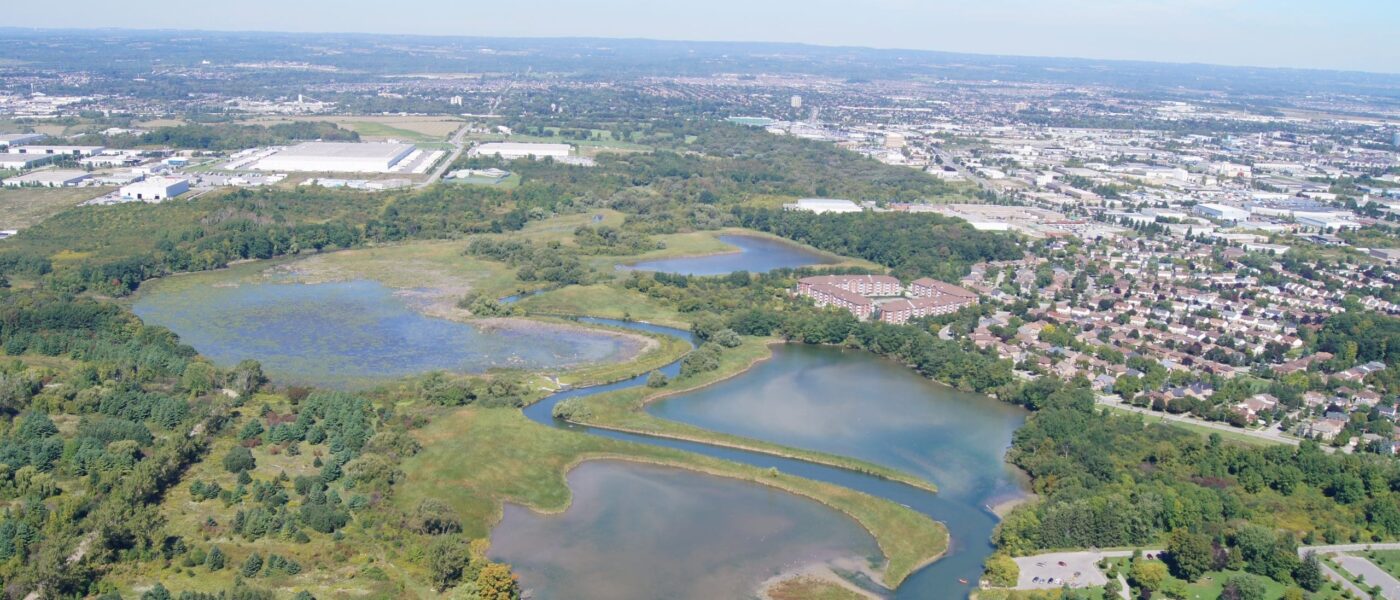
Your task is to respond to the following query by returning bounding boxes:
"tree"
[476,563,521,600]
[1295,552,1324,592]
[429,536,473,591]
[229,359,267,396]
[223,447,256,473]
[1221,574,1268,600]
[181,361,218,396]
[711,328,742,348]
[413,498,462,535]
[1166,530,1213,582]
[241,552,264,578]
[1129,559,1167,593]
[206,546,226,571]
[983,553,1019,587]
[141,584,172,600]
[645,370,668,388]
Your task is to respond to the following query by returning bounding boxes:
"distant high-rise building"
[450,96,463,106]
[1393,130,1400,148]
[790,95,802,109]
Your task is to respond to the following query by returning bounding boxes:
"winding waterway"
[619,234,836,275]
[521,318,1029,599]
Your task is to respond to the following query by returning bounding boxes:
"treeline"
[996,377,1400,557]
[85,122,359,150]
[735,208,1023,281]
[0,182,542,296]
[466,239,590,285]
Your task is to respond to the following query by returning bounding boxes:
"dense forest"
[735,208,1024,281]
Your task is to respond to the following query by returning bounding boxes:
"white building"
[0,133,46,149]
[121,177,189,202]
[2,170,91,188]
[1193,203,1250,224]
[470,142,572,160]
[4,145,104,157]
[1296,213,1360,231]
[253,142,416,173]
[783,198,863,214]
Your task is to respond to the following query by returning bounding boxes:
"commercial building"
[0,133,46,149]
[121,177,189,202]
[1296,213,1361,231]
[1192,203,1250,224]
[1,170,91,188]
[4,145,104,157]
[0,153,58,171]
[783,198,862,214]
[470,142,572,160]
[252,142,416,173]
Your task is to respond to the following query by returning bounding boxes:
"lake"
[524,321,1030,598]
[650,344,1028,598]
[490,461,881,600]
[132,278,636,388]
[620,234,835,276]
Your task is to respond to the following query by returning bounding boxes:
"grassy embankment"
[563,336,939,495]
[398,406,947,588]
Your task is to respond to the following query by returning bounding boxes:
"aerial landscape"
[3,2,1400,599]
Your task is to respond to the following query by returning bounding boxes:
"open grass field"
[268,240,521,301]
[239,115,464,142]
[398,405,947,588]
[516,284,689,329]
[0,186,111,229]
[1099,404,1282,448]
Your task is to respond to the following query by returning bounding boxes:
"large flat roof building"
[121,177,190,202]
[0,133,46,149]
[2,170,91,188]
[470,142,572,160]
[252,142,416,173]
[784,198,862,214]
[5,145,104,157]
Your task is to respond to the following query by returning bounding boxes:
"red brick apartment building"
[800,283,875,320]
[908,277,979,300]
[797,274,904,297]
[878,295,976,324]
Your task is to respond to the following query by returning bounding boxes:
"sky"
[7,0,1400,74]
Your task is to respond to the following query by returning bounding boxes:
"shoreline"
[758,560,885,600]
[490,452,946,589]
[568,338,940,494]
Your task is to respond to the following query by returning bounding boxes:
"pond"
[620,234,835,276]
[132,278,637,388]
[524,321,1030,599]
[650,344,1029,597]
[489,461,881,600]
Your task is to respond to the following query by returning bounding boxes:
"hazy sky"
[8,0,1400,74]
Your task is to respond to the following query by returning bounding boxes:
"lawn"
[0,186,111,229]
[240,115,463,142]
[398,406,948,588]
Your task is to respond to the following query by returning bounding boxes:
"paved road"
[1334,554,1400,599]
[1095,396,1326,449]
[417,123,471,189]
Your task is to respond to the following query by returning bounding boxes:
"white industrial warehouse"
[470,142,572,160]
[252,142,417,173]
[121,176,190,202]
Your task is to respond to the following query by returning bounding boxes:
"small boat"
[958,579,969,585]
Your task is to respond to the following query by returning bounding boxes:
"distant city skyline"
[6,0,1400,75]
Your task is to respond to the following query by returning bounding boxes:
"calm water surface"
[132,279,630,388]
[621,235,834,275]
[523,321,1029,599]
[490,461,880,600]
